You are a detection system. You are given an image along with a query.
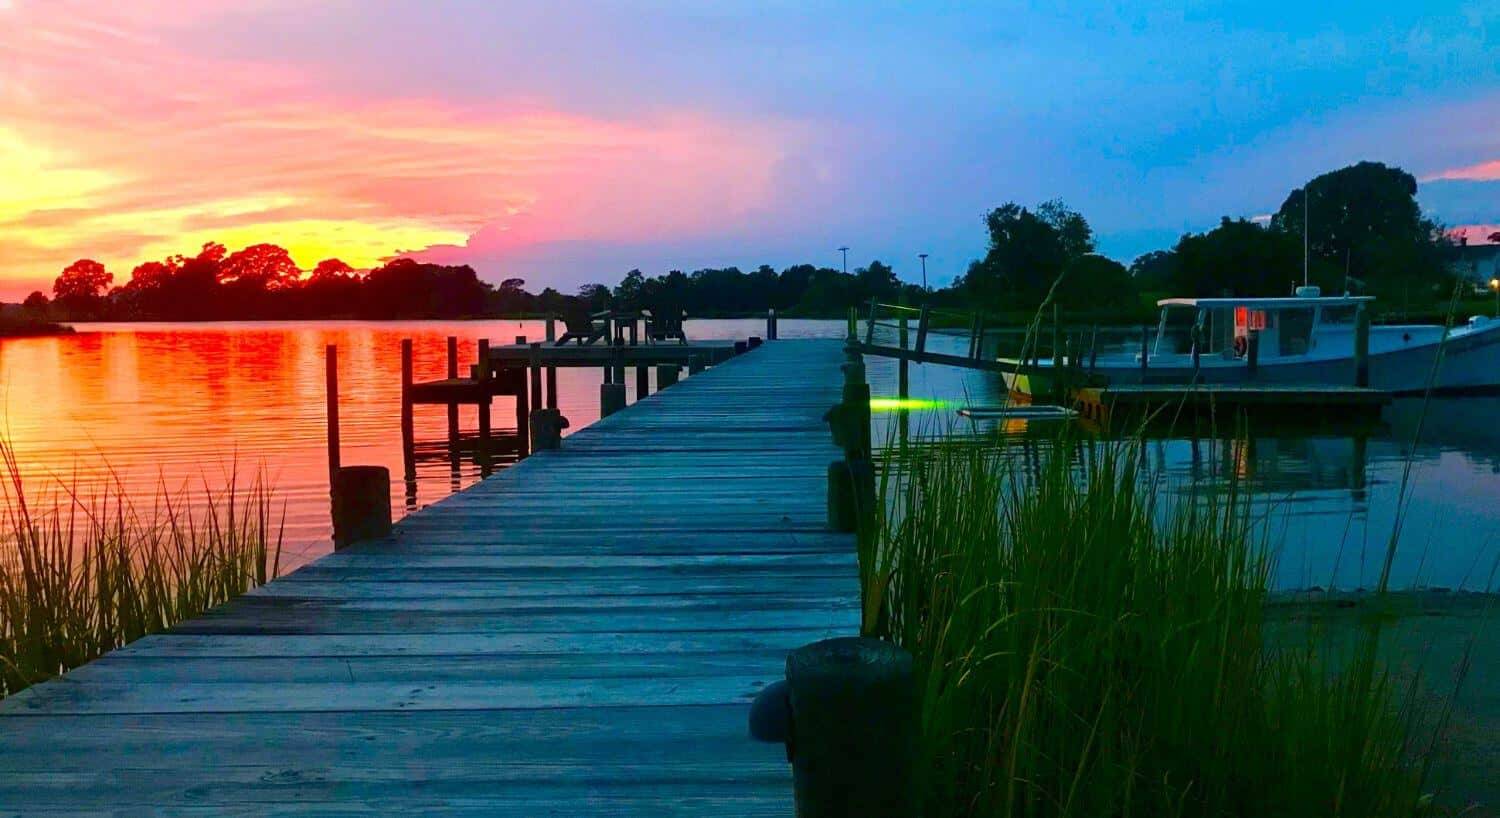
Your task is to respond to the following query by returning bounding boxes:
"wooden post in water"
[528,343,543,413]
[529,408,568,451]
[476,339,492,470]
[544,319,558,409]
[400,339,415,483]
[846,307,858,341]
[325,345,340,491]
[864,298,878,345]
[767,308,778,341]
[332,465,392,550]
[1354,304,1370,387]
[636,364,650,400]
[445,336,459,448]
[601,345,626,416]
[897,309,909,402]
[688,355,704,375]
[657,364,680,389]
[914,306,930,356]
[734,340,749,355]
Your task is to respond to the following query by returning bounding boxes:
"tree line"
[25,160,1464,323]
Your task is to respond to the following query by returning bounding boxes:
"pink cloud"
[0,1,809,298]
[1422,160,1500,182]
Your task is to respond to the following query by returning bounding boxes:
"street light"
[1491,277,1498,318]
[918,253,929,292]
[837,246,849,275]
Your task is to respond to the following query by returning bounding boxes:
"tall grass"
[866,433,1428,817]
[0,441,283,697]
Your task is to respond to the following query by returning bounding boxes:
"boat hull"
[1006,321,1500,397]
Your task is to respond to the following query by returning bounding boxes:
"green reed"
[0,441,283,697]
[864,433,1428,817]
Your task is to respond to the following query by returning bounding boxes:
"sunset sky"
[2,0,1498,300]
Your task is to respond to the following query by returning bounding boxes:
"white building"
[1452,243,1500,292]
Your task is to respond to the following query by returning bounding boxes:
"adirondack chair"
[645,308,688,345]
[554,309,607,346]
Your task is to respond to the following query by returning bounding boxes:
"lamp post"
[918,253,929,292]
[1491,277,1498,318]
[838,246,849,275]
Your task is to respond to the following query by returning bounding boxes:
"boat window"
[1321,305,1357,325]
[1279,308,1314,355]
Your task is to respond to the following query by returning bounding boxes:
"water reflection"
[3,319,1496,589]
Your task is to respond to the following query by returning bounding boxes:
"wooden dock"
[0,339,859,815]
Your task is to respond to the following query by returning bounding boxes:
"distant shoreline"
[0,319,75,339]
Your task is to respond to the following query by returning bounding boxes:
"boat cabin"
[1153,289,1376,362]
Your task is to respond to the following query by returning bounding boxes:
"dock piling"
[529,408,568,451]
[777,637,916,818]
[332,465,392,550]
[657,364,680,389]
[1246,331,1260,379]
[476,339,493,470]
[400,339,415,482]
[767,308,778,340]
[688,355,705,375]
[325,344,340,490]
[445,336,459,447]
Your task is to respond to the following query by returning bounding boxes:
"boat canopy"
[1155,295,1376,310]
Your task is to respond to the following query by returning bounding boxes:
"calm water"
[2,319,1497,588]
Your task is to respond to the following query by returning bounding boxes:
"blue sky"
[4,0,1497,296]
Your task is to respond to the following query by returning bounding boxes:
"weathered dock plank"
[0,339,857,815]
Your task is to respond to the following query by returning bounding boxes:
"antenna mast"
[1302,189,1309,289]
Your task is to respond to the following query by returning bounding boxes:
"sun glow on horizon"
[0,4,799,299]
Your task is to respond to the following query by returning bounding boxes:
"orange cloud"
[1422,160,1500,182]
[0,1,803,298]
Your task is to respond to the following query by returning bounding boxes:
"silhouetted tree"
[53,259,112,316]
[220,243,300,291]
[960,202,1079,308]
[1057,254,1135,310]
[310,258,356,282]
[1170,218,1305,297]
[1489,231,1500,244]
[22,291,48,313]
[1129,250,1179,292]
[1272,161,1454,297]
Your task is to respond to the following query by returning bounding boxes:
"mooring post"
[543,320,558,408]
[325,344,340,491]
[332,465,392,550]
[897,309,909,402]
[767,308,778,341]
[846,307,858,341]
[749,637,916,818]
[445,336,459,448]
[400,339,415,482]
[734,340,749,355]
[689,355,705,375]
[1246,330,1260,379]
[657,364,680,389]
[635,364,649,400]
[601,344,627,416]
[529,343,543,413]
[1139,325,1150,376]
[1354,303,1370,387]
[825,346,874,533]
[476,339,492,470]
[528,408,568,451]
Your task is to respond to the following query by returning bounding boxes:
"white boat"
[1002,287,1500,397]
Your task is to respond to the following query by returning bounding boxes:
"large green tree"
[1271,161,1454,297]
[1169,218,1306,297]
[962,200,1094,308]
